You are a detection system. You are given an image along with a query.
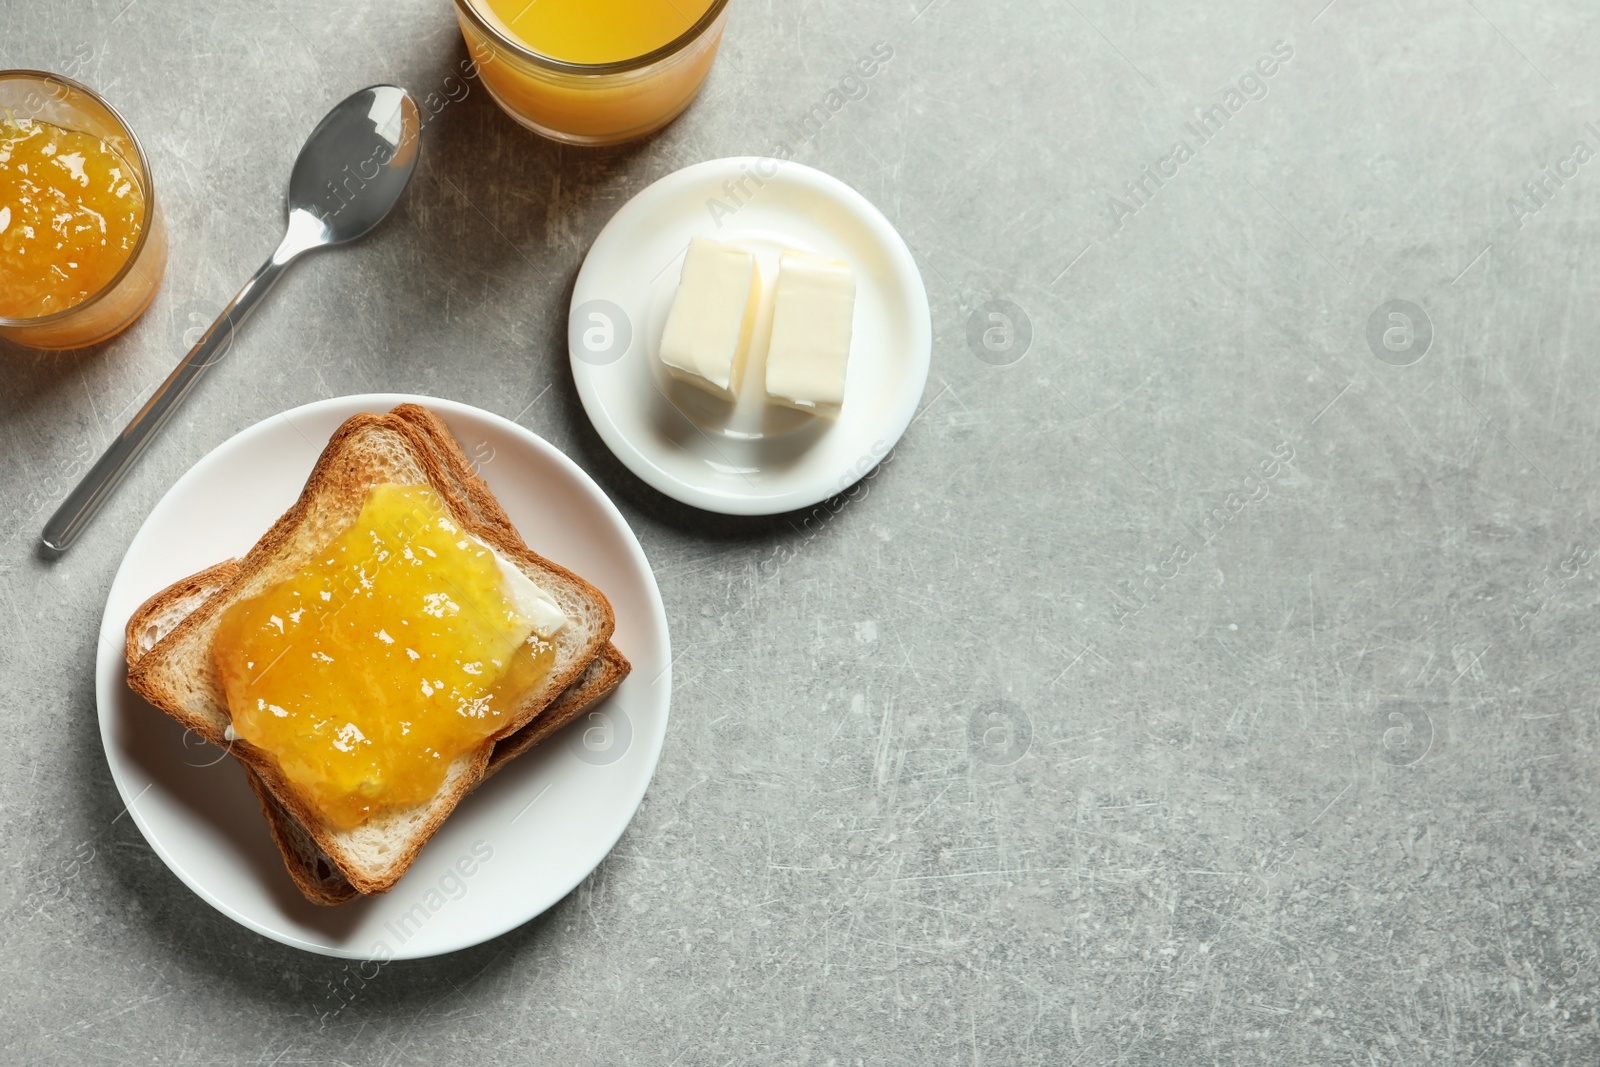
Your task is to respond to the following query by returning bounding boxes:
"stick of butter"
[658,237,762,402]
[764,251,856,417]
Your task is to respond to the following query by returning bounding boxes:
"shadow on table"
[0,335,126,425]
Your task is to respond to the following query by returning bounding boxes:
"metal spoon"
[41,84,421,553]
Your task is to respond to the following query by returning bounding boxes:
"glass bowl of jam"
[0,70,167,350]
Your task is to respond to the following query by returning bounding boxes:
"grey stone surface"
[4,0,1600,1062]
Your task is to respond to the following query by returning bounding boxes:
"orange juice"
[455,0,730,145]
[479,0,714,64]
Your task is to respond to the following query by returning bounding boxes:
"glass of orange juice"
[0,70,167,350]
[453,0,731,146]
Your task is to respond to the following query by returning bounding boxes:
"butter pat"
[659,237,762,401]
[763,251,856,416]
[489,546,568,639]
[438,510,568,638]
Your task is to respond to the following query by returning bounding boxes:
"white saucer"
[569,157,931,515]
[95,394,670,959]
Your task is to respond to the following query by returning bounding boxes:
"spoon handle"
[41,253,292,553]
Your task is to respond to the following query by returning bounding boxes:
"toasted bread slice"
[125,405,617,895]
[127,560,630,905]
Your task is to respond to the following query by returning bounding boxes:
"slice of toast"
[125,404,617,895]
[126,560,631,904]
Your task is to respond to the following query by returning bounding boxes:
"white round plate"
[95,394,670,959]
[569,157,931,515]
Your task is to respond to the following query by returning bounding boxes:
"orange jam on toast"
[211,484,563,828]
[0,116,146,319]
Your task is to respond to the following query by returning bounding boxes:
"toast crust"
[483,642,632,781]
[247,765,363,905]
[125,405,617,895]
[124,560,242,667]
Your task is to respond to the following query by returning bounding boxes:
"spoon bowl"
[290,85,421,246]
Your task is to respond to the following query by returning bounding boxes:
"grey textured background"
[4,0,1599,1062]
